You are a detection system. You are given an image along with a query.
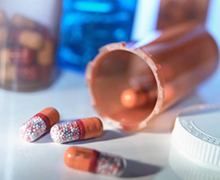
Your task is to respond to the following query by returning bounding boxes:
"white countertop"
[0,64,219,180]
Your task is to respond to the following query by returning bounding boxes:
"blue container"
[58,0,137,70]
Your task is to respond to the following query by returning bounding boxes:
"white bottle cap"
[171,104,220,171]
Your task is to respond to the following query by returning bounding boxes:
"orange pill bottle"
[86,21,219,131]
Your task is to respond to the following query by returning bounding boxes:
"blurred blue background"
[58,0,137,70]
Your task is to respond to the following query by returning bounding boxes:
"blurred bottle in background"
[0,0,61,91]
[157,0,210,29]
[131,0,210,41]
[58,0,137,71]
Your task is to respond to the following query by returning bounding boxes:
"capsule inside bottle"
[120,88,155,109]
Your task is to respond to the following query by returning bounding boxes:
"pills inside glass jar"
[0,11,56,91]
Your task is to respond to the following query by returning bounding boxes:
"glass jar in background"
[0,0,61,91]
[58,0,137,70]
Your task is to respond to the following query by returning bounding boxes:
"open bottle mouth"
[86,43,165,131]
[86,22,219,131]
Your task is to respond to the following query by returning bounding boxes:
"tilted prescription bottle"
[0,0,61,91]
[86,21,219,131]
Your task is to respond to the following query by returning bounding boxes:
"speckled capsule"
[19,107,60,142]
[64,146,126,176]
[50,117,103,143]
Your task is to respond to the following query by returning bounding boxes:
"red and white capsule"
[64,146,126,176]
[50,117,103,143]
[19,107,60,142]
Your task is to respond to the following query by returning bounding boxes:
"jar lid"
[171,104,220,171]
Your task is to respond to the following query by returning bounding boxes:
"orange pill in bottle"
[64,146,126,176]
[19,107,60,142]
[50,117,103,143]
[120,88,156,109]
